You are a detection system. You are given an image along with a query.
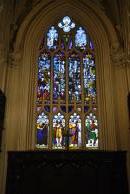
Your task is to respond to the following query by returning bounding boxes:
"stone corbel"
[9,50,22,68]
[110,46,126,67]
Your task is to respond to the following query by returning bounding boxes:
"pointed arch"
[6,0,119,150]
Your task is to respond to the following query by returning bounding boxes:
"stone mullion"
[65,51,69,149]
[49,54,54,149]
[80,54,85,149]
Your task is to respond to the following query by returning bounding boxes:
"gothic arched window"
[36,16,98,150]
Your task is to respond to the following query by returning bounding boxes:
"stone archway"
[5,0,119,151]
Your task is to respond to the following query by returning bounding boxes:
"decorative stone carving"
[110,46,126,67]
[9,50,22,68]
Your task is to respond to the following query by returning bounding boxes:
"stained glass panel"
[53,52,66,102]
[36,112,49,148]
[75,27,87,49]
[85,113,98,148]
[69,113,82,148]
[52,113,65,149]
[68,54,81,102]
[47,26,58,50]
[83,54,96,103]
[37,53,51,106]
[58,16,75,32]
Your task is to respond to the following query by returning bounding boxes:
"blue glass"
[58,16,75,32]
[47,26,58,49]
[53,52,65,101]
[37,53,51,104]
[44,106,50,112]
[36,112,49,148]
[83,54,96,102]
[68,54,81,102]
[75,27,87,49]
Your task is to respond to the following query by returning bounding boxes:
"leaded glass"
[69,113,81,148]
[68,54,81,102]
[83,54,96,103]
[75,27,87,49]
[37,53,51,105]
[58,16,75,32]
[85,113,98,148]
[53,52,66,101]
[36,16,99,150]
[47,26,58,49]
[36,112,49,148]
[52,113,65,149]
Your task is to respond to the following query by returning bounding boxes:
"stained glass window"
[36,16,99,150]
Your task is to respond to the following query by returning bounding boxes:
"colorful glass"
[83,54,96,103]
[68,54,81,102]
[69,113,82,148]
[75,27,87,49]
[36,112,49,148]
[37,53,51,104]
[85,113,98,148]
[52,113,65,149]
[36,16,98,150]
[47,26,58,49]
[53,52,66,101]
[58,16,75,32]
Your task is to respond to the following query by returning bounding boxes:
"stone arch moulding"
[6,0,119,150]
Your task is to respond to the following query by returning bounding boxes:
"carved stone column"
[111,47,129,150]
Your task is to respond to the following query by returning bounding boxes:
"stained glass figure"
[36,112,49,148]
[58,16,75,32]
[69,113,81,148]
[37,53,51,105]
[47,26,58,49]
[85,113,98,148]
[83,54,96,103]
[68,54,81,102]
[52,113,65,149]
[75,27,87,49]
[53,52,65,101]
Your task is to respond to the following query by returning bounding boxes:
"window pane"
[69,113,82,148]
[85,113,98,148]
[68,54,81,103]
[75,27,87,49]
[47,26,58,50]
[53,52,66,102]
[83,54,96,103]
[52,113,65,149]
[37,53,51,105]
[36,112,49,148]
